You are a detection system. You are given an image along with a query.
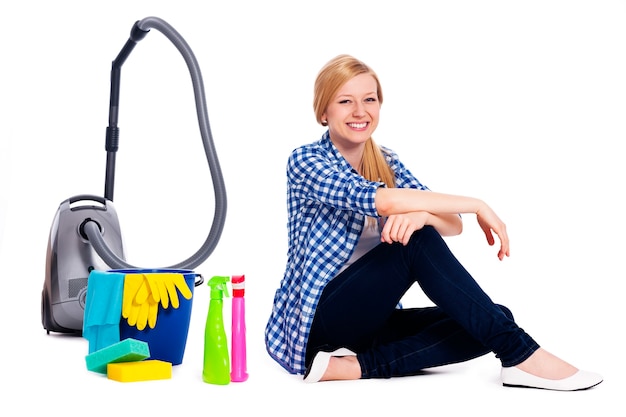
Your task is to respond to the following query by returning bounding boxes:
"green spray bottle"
[202,275,230,385]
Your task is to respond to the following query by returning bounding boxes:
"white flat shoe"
[303,348,356,383]
[501,366,603,391]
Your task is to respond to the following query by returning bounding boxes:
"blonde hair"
[313,55,396,190]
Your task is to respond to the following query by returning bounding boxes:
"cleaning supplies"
[85,338,150,374]
[116,269,200,365]
[121,272,192,330]
[202,275,230,385]
[230,275,248,382]
[107,360,172,382]
[82,270,125,353]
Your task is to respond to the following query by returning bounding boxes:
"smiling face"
[323,73,381,154]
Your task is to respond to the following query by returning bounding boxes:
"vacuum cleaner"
[41,17,227,335]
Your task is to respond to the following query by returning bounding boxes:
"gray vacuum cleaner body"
[41,17,228,336]
[41,195,125,334]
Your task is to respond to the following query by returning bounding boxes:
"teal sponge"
[85,338,150,374]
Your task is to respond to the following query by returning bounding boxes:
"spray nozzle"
[208,276,230,299]
[231,275,245,297]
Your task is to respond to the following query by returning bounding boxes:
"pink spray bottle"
[230,275,248,382]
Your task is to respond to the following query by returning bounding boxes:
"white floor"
[7,247,621,416]
[10,300,617,416]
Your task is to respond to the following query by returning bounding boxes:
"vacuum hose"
[83,16,227,270]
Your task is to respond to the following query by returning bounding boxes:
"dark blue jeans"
[306,226,540,378]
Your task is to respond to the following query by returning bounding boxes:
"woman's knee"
[496,304,514,321]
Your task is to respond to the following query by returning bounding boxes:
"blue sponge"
[85,338,150,374]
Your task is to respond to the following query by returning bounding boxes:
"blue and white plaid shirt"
[265,130,429,374]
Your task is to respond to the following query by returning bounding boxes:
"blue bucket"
[113,269,203,365]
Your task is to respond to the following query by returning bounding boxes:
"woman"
[264,54,602,391]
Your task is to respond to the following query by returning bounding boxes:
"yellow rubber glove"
[122,274,145,326]
[122,273,192,330]
[135,274,162,330]
[135,296,150,331]
[162,273,192,309]
[147,296,159,329]
[144,273,161,305]
[123,274,158,330]
[155,274,170,309]
[146,273,192,309]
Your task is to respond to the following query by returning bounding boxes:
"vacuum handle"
[104,21,151,202]
[68,194,108,206]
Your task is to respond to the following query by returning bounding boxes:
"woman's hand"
[375,188,509,259]
[381,212,429,245]
[475,204,510,261]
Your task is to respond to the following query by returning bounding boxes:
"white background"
[1,0,624,415]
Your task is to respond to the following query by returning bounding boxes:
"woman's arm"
[375,188,484,216]
[375,188,510,260]
[381,211,462,244]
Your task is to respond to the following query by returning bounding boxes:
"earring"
[322,120,327,126]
